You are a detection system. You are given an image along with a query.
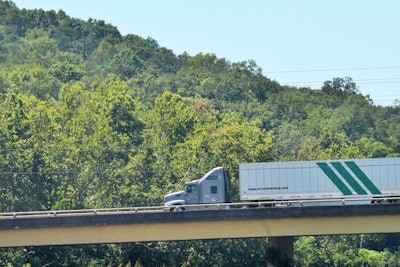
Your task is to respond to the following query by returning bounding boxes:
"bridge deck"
[1,204,400,247]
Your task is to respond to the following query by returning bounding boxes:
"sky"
[12,0,400,106]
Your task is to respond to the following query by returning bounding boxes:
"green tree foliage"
[0,1,400,265]
[321,77,361,108]
[295,236,400,267]
[22,28,58,67]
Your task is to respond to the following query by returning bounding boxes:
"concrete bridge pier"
[267,236,294,267]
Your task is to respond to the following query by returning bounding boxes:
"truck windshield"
[185,184,197,194]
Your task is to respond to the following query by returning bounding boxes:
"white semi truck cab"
[164,167,231,210]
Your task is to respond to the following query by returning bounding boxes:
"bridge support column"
[267,236,294,267]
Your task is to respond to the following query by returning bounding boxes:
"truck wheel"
[170,206,185,212]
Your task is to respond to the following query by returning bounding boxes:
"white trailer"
[164,157,400,209]
[239,157,400,201]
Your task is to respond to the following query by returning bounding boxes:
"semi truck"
[163,157,400,210]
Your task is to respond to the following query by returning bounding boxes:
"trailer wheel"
[387,197,400,204]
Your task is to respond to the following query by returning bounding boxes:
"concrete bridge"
[1,202,400,266]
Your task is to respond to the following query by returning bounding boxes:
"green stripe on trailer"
[331,162,368,195]
[345,161,382,195]
[317,162,353,195]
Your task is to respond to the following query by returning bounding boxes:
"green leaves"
[109,48,144,80]
[0,2,399,264]
[294,236,400,266]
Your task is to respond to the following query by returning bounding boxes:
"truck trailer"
[163,157,400,210]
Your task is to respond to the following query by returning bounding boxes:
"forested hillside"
[1,1,400,266]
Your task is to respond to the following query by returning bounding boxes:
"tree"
[48,51,84,83]
[354,137,396,158]
[1,2,400,265]
[0,87,52,211]
[109,48,144,80]
[322,77,359,95]
[22,28,58,67]
[320,77,360,108]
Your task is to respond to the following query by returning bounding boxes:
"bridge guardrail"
[0,196,399,219]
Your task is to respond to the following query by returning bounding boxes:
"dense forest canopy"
[1,1,400,266]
